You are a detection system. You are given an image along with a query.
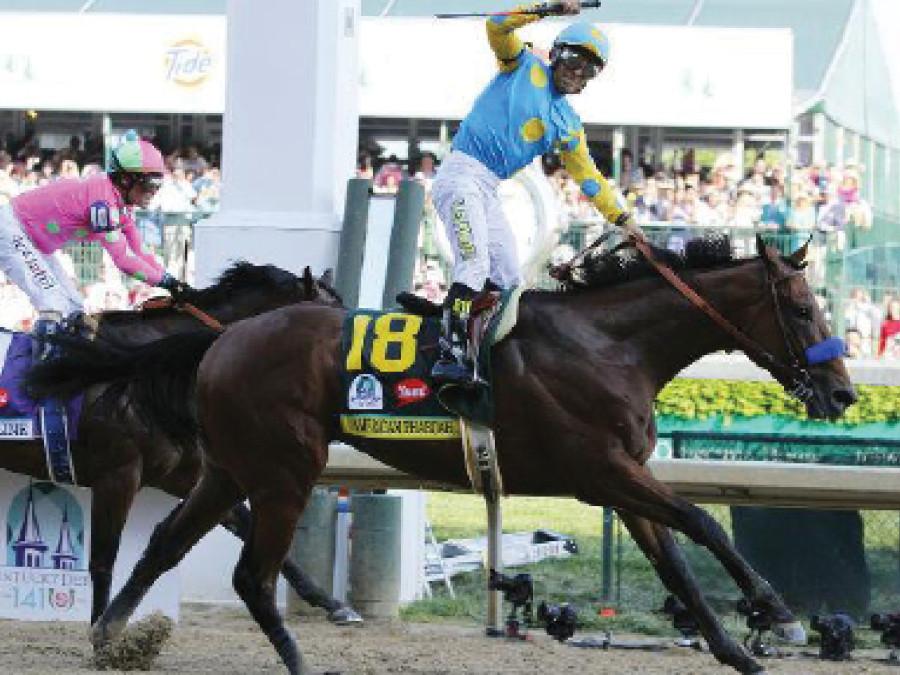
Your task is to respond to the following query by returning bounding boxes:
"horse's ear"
[319,268,334,288]
[755,234,777,266]
[302,266,315,298]
[788,236,811,268]
[755,233,767,258]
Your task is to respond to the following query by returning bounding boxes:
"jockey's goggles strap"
[138,175,164,191]
[109,152,125,173]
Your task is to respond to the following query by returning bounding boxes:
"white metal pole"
[332,487,351,603]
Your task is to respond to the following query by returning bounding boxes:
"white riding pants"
[432,151,520,291]
[0,204,83,317]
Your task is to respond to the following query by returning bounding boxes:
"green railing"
[558,220,838,257]
[549,221,840,294]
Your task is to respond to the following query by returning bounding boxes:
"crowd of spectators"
[360,145,875,240]
[1,132,894,360]
[844,289,900,359]
[544,149,873,236]
[0,133,219,330]
[0,134,222,214]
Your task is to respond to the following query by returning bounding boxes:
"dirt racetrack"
[0,603,896,674]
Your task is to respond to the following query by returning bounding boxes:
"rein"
[630,235,842,402]
[140,297,225,333]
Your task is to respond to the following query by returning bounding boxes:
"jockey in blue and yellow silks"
[431,0,643,387]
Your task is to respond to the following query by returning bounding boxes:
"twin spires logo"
[394,378,430,407]
[165,38,213,87]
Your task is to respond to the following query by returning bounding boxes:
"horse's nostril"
[833,388,858,406]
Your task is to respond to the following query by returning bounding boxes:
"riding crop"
[436,1,601,19]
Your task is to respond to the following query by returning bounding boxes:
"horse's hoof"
[328,606,363,625]
[90,623,109,649]
[741,658,766,674]
[772,620,807,645]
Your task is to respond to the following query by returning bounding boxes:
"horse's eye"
[795,305,813,320]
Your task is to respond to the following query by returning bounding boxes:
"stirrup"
[432,358,486,390]
[432,357,474,385]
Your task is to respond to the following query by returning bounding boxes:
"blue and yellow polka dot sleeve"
[486,5,543,71]
[559,130,626,223]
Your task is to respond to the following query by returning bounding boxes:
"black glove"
[543,1,582,16]
[157,273,193,301]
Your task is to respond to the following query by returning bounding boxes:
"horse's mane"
[99,261,305,325]
[563,233,740,291]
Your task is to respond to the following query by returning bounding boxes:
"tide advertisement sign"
[165,37,214,88]
[0,470,180,621]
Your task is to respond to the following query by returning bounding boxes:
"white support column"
[195,0,360,284]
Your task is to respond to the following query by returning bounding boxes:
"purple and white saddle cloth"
[0,330,82,441]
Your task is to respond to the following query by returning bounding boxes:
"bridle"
[631,236,844,403]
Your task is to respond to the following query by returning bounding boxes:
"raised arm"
[486,1,580,71]
[486,6,542,70]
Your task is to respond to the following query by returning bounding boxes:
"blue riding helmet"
[553,22,610,67]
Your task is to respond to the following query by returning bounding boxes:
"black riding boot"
[431,282,478,387]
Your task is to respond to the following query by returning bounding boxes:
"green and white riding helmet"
[110,129,165,176]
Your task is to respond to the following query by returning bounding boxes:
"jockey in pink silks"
[0,130,189,349]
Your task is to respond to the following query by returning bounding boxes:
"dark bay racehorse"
[88,238,855,674]
[20,262,357,624]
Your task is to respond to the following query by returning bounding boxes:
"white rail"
[321,444,900,509]
[322,356,900,508]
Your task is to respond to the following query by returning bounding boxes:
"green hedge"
[657,379,900,425]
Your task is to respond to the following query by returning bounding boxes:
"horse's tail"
[25,329,219,445]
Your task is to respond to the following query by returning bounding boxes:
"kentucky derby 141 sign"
[0,478,90,620]
[0,470,181,622]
